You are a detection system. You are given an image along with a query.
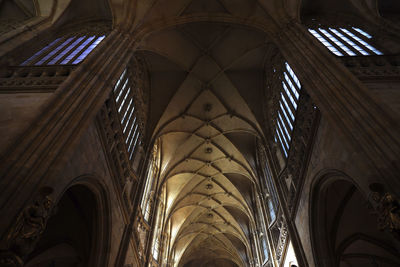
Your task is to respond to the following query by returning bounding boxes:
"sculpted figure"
[0,188,53,266]
[373,192,400,241]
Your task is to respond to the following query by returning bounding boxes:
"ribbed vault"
[136,2,273,265]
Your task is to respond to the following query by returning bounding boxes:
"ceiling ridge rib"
[209,43,267,84]
[166,173,251,212]
[177,0,196,16]
[177,229,245,266]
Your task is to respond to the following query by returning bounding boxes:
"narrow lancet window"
[274,63,301,158]
[113,69,142,159]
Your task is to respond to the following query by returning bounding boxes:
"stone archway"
[310,172,400,267]
[24,181,111,267]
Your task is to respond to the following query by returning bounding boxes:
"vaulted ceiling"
[135,1,273,266]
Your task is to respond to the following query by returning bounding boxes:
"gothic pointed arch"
[310,170,400,267]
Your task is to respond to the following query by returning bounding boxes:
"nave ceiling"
[133,2,276,266]
[2,0,400,266]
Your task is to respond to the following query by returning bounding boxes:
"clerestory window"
[274,63,301,158]
[262,236,269,263]
[308,27,382,56]
[113,69,142,160]
[153,237,160,260]
[141,142,160,222]
[21,34,106,66]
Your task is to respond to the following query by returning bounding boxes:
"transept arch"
[310,170,400,267]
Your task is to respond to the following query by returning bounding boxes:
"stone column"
[0,29,135,239]
[272,20,400,191]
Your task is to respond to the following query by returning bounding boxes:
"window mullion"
[121,99,133,125]
[130,133,141,159]
[128,127,140,153]
[60,36,89,64]
[126,121,138,145]
[123,107,136,133]
[69,35,98,64]
[114,70,127,93]
[349,27,370,41]
[281,93,295,123]
[21,38,62,66]
[275,128,288,157]
[315,28,348,56]
[72,35,105,64]
[115,76,129,101]
[328,29,363,56]
[278,109,292,136]
[281,89,296,116]
[280,102,294,128]
[125,116,137,141]
[286,73,300,97]
[119,88,133,117]
[276,120,290,150]
[277,116,291,146]
[282,77,298,103]
[116,82,130,107]
[52,36,83,64]
[339,28,377,55]
[29,37,66,65]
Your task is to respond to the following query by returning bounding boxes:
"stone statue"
[0,187,53,266]
[372,191,400,241]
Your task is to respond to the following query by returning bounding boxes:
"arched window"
[151,192,165,262]
[20,23,109,66]
[261,236,269,263]
[308,27,383,56]
[141,141,161,222]
[256,144,279,224]
[274,63,301,158]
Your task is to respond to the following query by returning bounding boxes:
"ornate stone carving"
[0,65,75,92]
[0,187,53,266]
[372,191,400,241]
[340,55,400,80]
[97,99,136,214]
[129,54,149,139]
[284,93,318,214]
[275,217,288,262]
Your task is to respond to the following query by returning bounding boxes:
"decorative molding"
[340,54,400,80]
[275,217,288,263]
[0,65,75,93]
[128,54,149,140]
[282,92,319,215]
